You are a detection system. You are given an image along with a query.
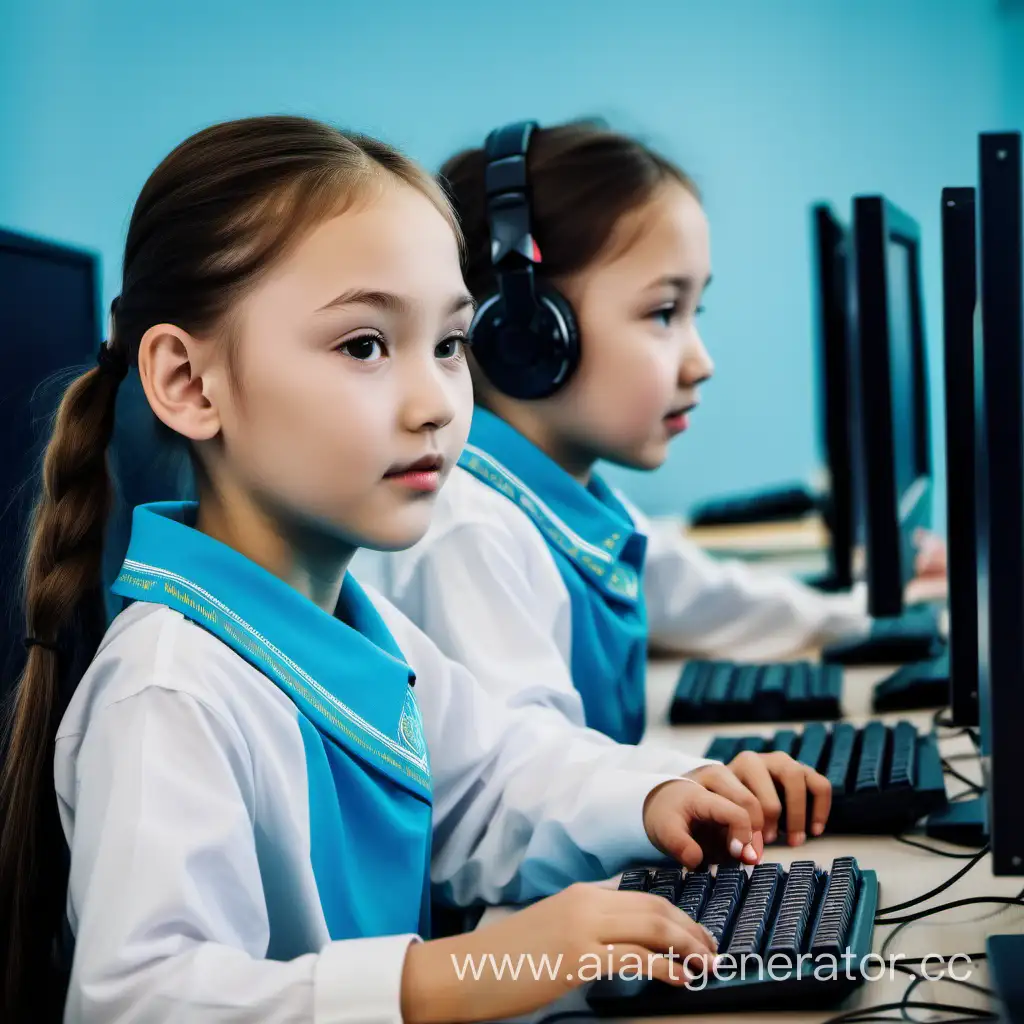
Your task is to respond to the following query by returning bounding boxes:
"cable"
[949,786,985,803]
[894,834,986,859]
[880,888,1024,961]
[895,953,987,965]
[896,962,993,997]
[879,894,1024,930]
[895,965,994,1024]
[944,751,982,764]
[820,1000,995,1024]
[941,759,985,794]
[876,846,990,918]
[536,1013,595,1024]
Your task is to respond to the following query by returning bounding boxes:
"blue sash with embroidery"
[458,410,649,744]
[111,502,432,941]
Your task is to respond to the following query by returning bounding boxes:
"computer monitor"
[0,228,100,696]
[975,132,1024,875]
[852,196,932,620]
[940,188,980,728]
[812,204,856,592]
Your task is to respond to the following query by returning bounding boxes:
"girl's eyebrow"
[644,274,713,295]
[315,289,477,316]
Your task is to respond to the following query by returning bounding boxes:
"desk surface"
[479,656,1016,1023]
[684,514,830,557]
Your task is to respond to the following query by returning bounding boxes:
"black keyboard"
[670,661,843,724]
[689,484,820,527]
[704,722,947,833]
[822,606,944,666]
[587,857,878,1015]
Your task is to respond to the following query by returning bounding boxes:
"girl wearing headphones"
[354,119,945,846]
[0,115,765,1024]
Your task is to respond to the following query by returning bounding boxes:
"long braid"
[0,352,124,1020]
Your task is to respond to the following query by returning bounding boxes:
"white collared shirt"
[352,467,871,730]
[56,589,683,1024]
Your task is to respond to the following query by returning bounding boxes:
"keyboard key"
[888,721,918,789]
[698,867,747,946]
[772,729,799,758]
[766,861,820,964]
[619,868,650,892]
[706,737,741,763]
[824,723,857,796]
[651,869,683,901]
[854,722,887,794]
[814,665,844,704]
[649,885,678,902]
[758,665,788,698]
[726,863,784,956]
[706,664,737,706]
[810,857,861,958]
[670,663,705,723]
[784,663,811,703]
[796,723,828,772]
[732,666,762,703]
[677,870,713,921]
[736,736,768,755]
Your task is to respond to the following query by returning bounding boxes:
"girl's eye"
[339,334,386,362]
[649,303,679,328]
[436,334,468,361]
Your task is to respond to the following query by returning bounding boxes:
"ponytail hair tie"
[24,636,59,653]
[96,339,130,381]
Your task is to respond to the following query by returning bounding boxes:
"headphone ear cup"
[469,285,580,400]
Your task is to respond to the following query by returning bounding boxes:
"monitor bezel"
[812,203,856,592]
[852,195,932,619]
[976,132,1024,875]
[940,187,981,728]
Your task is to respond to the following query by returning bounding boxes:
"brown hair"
[0,114,456,1021]
[439,119,698,302]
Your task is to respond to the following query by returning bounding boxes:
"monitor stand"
[821,605,943,666]
[924,796,987,847]
[871,650,950,712]
[803,570,853,593]
[988,935,1024,1022]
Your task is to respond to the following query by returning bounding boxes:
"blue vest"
[458,410,648,744]
[111,501,432,940]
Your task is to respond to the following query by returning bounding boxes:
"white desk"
[478,656,1020,1023]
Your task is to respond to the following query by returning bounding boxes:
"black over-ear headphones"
[468,121,581,400]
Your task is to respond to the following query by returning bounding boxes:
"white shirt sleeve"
[637,511,871,660]
[57,685,416,1024]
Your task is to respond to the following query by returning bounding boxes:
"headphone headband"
[483,121,541,274]
[471,120,580,399]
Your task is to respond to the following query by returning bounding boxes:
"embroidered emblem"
[399,690,428,762]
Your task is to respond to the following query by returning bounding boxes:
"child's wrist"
[400,938,474,1024]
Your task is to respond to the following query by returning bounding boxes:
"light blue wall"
[1,0,1018,529]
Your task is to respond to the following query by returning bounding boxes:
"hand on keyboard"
[687,751,832,847]
[402,882,716,1020]
[642,780,761,869]
[912,527,947,580]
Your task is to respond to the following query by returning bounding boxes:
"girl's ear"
[138,325,222,441]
